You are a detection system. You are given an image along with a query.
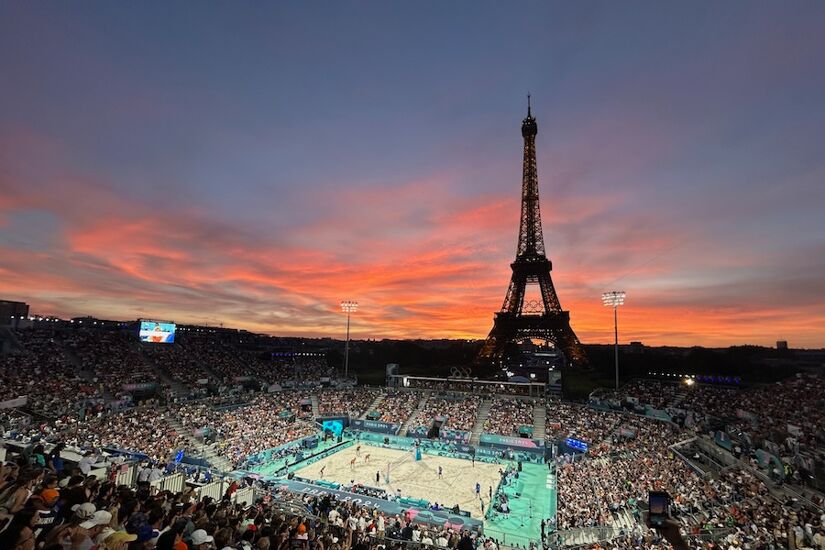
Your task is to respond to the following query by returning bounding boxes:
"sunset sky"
[1,3,824,347]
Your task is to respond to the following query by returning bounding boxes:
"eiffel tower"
[479,97,587,366]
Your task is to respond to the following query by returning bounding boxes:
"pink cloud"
[1,125,823,347]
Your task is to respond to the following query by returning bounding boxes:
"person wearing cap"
[75,510,113,550]
[73,502,98,520]
[106,530,139,548]
[190,528,214,549]
[136,524,161,546]
[42,502,96,550]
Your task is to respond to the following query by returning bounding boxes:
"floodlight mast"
[601,291,626,390]
[340,300,358,380]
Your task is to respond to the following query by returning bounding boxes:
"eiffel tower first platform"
[478,98,587,367]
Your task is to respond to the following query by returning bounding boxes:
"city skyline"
[2,3,825,347]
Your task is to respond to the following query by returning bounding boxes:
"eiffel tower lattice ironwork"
[479,97,587,366]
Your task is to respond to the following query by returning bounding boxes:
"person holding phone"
[648,491,670,527]
[646,491,689,550]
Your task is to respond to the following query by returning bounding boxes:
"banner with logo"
[350,419,401,435]
[479,433,544,457]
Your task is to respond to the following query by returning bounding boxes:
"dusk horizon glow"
[2,3,824,348]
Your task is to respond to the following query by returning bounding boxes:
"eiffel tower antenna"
[478,101,587,367]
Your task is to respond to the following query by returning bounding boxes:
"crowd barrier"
[113,463,137,487]
[482,526,537,548]
[233,486,254,507]
[150,472,185,493]
[283,439,354,474]
[554,526,618,547]
[195,479,225,501]
[244,433,321,467]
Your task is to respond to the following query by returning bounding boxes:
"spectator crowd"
[483,399,535,437]
[2,325,824,550]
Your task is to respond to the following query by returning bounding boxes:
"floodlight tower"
[602,291,626,390]
[340,300,358,380]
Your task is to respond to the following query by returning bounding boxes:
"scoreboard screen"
[139,321,176,344]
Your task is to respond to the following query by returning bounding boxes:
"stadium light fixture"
[602,291,626,390]
[340,300,358,380]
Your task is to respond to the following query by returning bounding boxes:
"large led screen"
[139,321,176,344]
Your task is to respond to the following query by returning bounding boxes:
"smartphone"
[648,491,670,526]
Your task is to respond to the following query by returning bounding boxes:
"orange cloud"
[1,125,824,348]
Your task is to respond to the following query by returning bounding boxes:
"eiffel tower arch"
[479,98,587,367]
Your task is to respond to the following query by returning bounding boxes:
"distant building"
[0,300,29,326]
[627,341,645,354]
[776,340,788,351]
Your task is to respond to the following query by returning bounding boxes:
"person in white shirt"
[137,464,152,483]
[149,466,164,482]
[78,451,96,476]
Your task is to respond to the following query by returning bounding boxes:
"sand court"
[294,444,503,518]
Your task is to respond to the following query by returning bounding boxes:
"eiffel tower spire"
[517,93,545,259]
[479,100,587,366]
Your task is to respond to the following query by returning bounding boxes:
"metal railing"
[149,472,185,493]
[481,526,539,548]
[113,463,137,487]
[554,526,618,547]
[233,486,254,507]
[194,480,225,501]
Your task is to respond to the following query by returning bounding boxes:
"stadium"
[0,317,822,550]
[2,3,825,550]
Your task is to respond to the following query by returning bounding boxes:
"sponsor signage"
[350,419,401,435]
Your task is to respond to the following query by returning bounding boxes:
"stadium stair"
[615,509,638,533]
[310,394,320,418]
[671,390,688,407]
[469,398,493,446]
[532,401,546,439]
[399,396,430,436]
[139,345,190,396]
[54,339,116,400]
[61,343,100,386]
[360,392,385,419]
[165,415,234,473]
